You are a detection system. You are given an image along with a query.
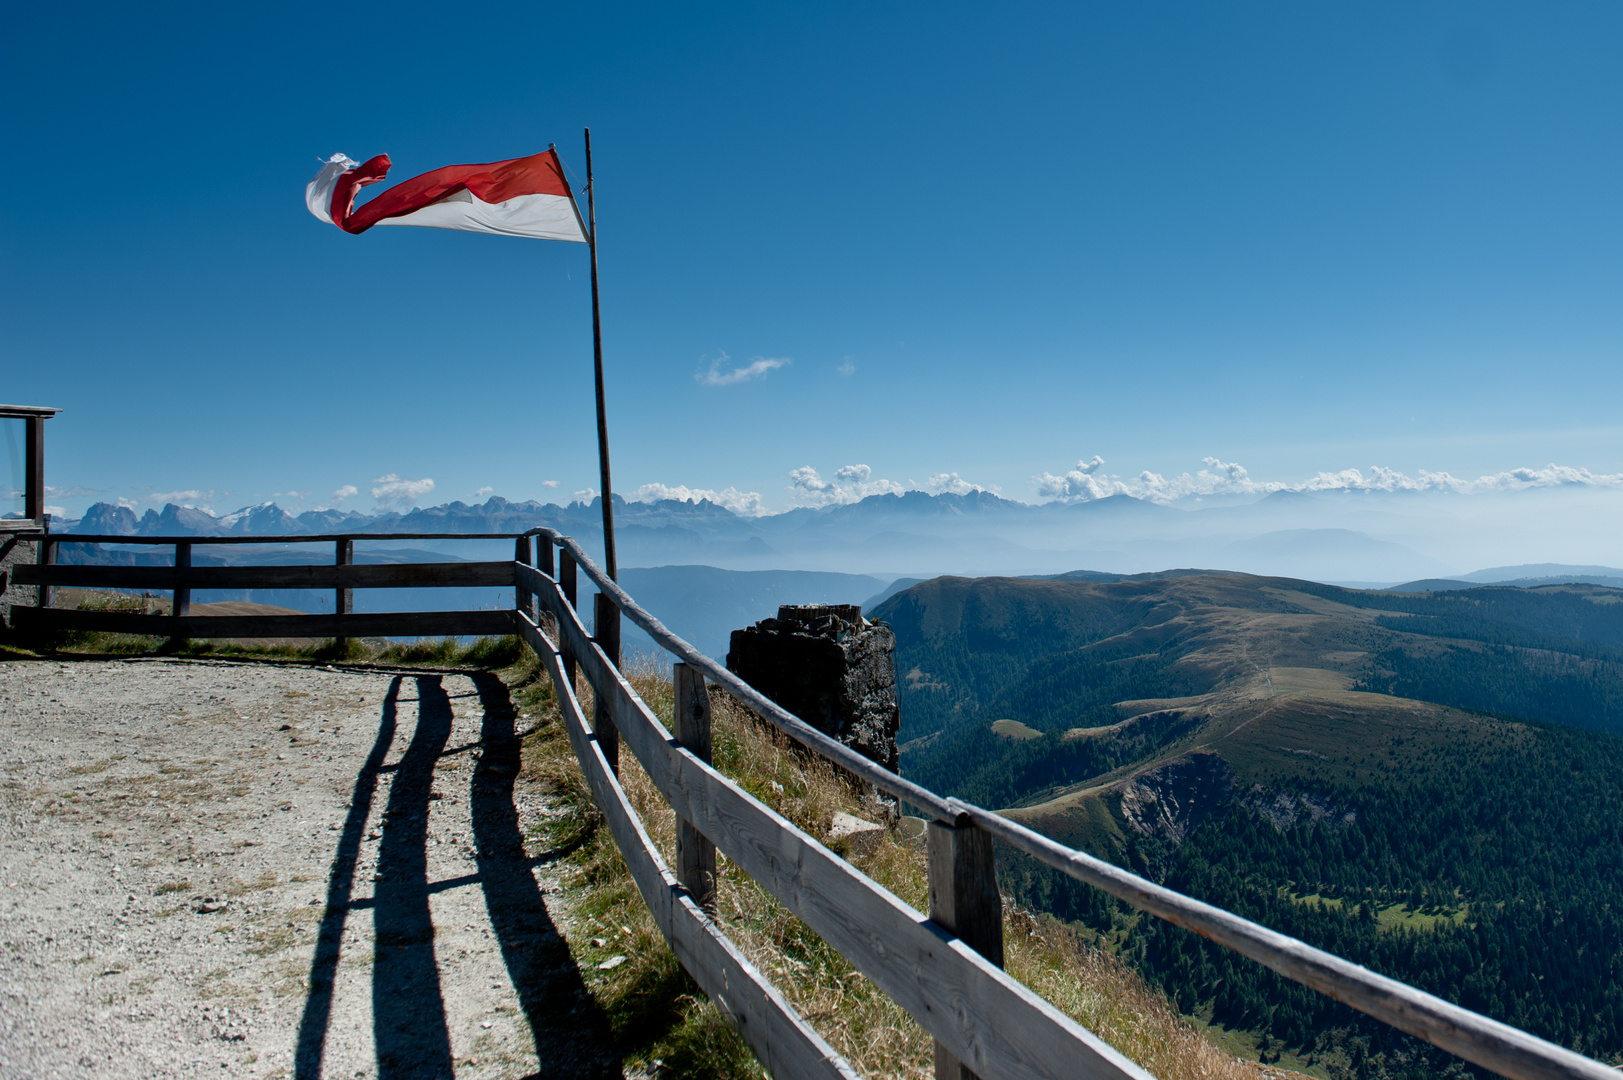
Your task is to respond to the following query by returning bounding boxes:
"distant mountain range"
[51,489,1623,585]
[1390,563,1623,591]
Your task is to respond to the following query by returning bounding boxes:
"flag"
[305,149,587,242]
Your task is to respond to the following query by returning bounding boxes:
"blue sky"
[4,2,1621,519]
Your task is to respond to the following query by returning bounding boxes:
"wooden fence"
[6,528,1616,1080]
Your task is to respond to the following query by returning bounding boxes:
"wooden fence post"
[34,534,54,610]
[559,548,577,689]
[673,662,717,916]
[537,534,555,580]
[167,540,192,650]
[172,541,192,618]
[334,537,353,654]
[927,819,1004,1080]
[514,535,534,622]
[594,591,621,775]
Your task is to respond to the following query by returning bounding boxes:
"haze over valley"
[51,474,1623,587]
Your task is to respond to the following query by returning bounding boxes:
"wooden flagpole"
[584,127,618,582]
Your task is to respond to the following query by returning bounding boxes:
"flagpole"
[584,127,617,582]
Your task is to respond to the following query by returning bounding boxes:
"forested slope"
[875,573,1623,1077]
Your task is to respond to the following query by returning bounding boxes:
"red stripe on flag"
[329,154,393,229]
[336,150,574,235]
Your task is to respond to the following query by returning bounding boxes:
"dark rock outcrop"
[727,604,900,771]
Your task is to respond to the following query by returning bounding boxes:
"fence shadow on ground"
[469,671,621,1079]
[293,671,617,1080]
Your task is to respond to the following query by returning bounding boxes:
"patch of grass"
[69,756,125,776]
[375,634,526,667]
[1281,890,1471,933]
[1373,902,1470,933]
[15,615,525,668]
[81,592,156,613]
[155,880,192,895]
[247,925,298,958]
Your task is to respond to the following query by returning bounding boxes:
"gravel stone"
[0,657,619,1078]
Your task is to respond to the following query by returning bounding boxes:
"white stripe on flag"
[376,190,586,242]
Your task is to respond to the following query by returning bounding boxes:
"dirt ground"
[0,656,622,1079]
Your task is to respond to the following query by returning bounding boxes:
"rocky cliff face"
[1241,787,1357,830]
[1114,749,1359,848]
[1116,751,1236,843]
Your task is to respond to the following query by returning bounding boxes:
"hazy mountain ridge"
[58,487,1623,584]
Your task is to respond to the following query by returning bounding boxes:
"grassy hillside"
[886,574,1623,792]
[503,655,1297,1080]
[875,573,1623,1077]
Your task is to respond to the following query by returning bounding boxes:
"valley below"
[880,572,1623,1078]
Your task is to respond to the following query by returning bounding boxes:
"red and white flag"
[305,149,587,242]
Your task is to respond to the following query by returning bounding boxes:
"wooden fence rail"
[7,532,517,640]
[4,526,1617,1080]
[14,561,514,591]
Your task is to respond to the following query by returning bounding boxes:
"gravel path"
[0,656,620,1079]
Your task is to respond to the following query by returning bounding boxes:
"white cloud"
[926,472,996,496]
[1035,455,1623,505]
[1034,456,1126,501]
[632,482,766,517]
[371,474,435,509]
[837,357,856,376]
[474,486,494,499]
[789,465,905,507]
[696,352,791,387]
[790,466,833,494]
[147,489,215,509]
[116,496,138,510]
[43,505,66,518]
[330,484,359,505]
[572,487,599,504]
[45,485,100,498]
[541,480,560,489]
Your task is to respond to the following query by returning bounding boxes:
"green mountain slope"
[873,573,1623,1076]
[1002,690,1623,1071]
[881,574,1623,798]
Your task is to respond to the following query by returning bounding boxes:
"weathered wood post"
[333,537,354,654]
[34,534,54,610]
[536,533,555,581]
[172,541,192,618]
[168,539,192,650]
[594,591,621,775]
[927,818,1005,1080]
[559,548,577,689]
[673,662,717,916]
[514,534,534,623]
